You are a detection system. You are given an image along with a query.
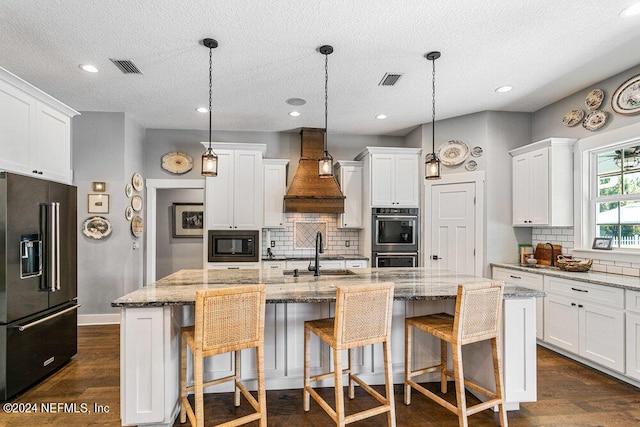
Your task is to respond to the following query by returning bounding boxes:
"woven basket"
[556,257,592,272]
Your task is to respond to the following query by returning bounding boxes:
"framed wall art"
[172,203,204,238]
[88,194,109,214]
[592,237,613,250]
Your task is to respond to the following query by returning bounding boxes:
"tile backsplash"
[263,213,360,258]
[532,227,640,277]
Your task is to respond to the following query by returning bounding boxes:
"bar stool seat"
[304,282,396,427]
[404,281,507,427]
[180,284,267,427]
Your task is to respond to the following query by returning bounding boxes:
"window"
[592,145,640,249]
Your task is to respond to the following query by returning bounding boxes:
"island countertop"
[111,267,543,307]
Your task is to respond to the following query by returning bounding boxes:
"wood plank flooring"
[2,325,640,426]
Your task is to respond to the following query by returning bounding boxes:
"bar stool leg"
[180,337,187,424]
[452,342,468,427]
[348,348,355,399]
[440,339,448,393]
[492,337,508,426]
[194,354,205,426]
[404,321,412,405]
[257,344,267,427]
[303,325,311,412]
[383,340,396,427]
[333,347,346,426]
[234,350,241,407]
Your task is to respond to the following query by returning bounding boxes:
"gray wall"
[72,112,145,316]
[155,188,204,280]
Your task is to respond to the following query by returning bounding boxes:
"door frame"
[423,171,485,276]
[145,179,205,285]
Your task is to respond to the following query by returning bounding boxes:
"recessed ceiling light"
[495,85,513,93]
[376,114,387,120]
[289,111,301,117]
[196,107,209,113]
[621,3,640,17]
[79,64,98,73]
[286,98,307,106]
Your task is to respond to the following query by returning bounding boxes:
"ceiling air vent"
[378,73,403,86]
[110,59,142,74]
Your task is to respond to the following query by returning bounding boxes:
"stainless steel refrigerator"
[0,172,78,401]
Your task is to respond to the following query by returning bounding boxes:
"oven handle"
[374,215,417,220]
[375,252,418,256]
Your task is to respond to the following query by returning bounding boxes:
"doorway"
[423,171,485,276]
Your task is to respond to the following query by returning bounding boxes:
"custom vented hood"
[283,128,345,213]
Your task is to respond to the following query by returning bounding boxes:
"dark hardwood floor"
[2,325,640,426]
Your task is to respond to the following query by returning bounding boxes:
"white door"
[429,182,475,274]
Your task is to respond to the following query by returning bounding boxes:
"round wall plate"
[131,215,144,237]
[132,173,144,191]
[436,140,470,166]
[161,151,194,174]
[82,216,112,240]
[131,195,143,212]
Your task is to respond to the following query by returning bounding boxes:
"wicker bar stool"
[303,282,396,427]
[404,281,507,427]
[180,284,267,427]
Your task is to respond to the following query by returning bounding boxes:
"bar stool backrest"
[453,281,504,345]
[194,284,266,357]
[333,282,394,349]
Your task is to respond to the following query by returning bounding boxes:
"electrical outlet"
[270,240,276,247]
[345,240,350,247]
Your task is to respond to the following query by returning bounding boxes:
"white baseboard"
[78,313,120,325]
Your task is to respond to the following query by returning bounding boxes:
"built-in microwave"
[208,230,259,262]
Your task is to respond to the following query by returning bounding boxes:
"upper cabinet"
[263,159,288,228]
[335,161,364,229]
[0,67,79,184]
[509,138,575,227]
[355,147,421,208]
[205,143,265,230]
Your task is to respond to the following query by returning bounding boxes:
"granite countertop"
[112,267,543,308]
[492,262,640,291]
[262,255,369,261]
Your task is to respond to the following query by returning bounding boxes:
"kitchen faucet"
[309,231,324,276]
[544,242,555,266]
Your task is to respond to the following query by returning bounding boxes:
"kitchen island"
[112,267,542,427]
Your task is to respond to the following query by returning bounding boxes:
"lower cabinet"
[626,290,640,381]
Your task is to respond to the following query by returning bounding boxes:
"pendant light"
[201,38,219,177]
[318,45,334,178]
[425,51,441,180]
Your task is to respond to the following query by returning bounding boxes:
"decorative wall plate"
[131,173,144,191]
[611,73,640,116]
[125,182,133,198]
[471,146,483,157]
[465,160,478,171]
[562,109,584,127]
[82,216,112,240]
[436,140,470,166]
[582,110,607,131]
[131,195,143,212]
[125,206,133,221]
[131,215,144,237]
[585,89,604,110]
[161,151,194,174]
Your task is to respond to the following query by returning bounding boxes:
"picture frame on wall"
[172,203,204,238]
[592,237,613,250]
[88,194,109,214]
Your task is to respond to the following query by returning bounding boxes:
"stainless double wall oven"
[371,207,419,268]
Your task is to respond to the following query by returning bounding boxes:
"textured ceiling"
[1,1,640,136]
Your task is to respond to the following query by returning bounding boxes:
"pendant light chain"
[324,51,329,152]
[208,46,213,150]
[201,38,218,177]
[431,57,436,153]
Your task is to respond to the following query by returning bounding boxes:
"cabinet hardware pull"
[227,267,240,269]
[578,304,584,308]
[571,287,588,293]
[510,275,522,279]
[571,303,576,306]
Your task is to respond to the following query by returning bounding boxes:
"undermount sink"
[522,264,560,270]
[283,269,357,276]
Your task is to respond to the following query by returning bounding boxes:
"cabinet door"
[529,148,549,225]
[338,165,363,228]
[544,293,579,353]
[626,312,640,381]
[206,150,234,229]
[371,154,394,206]
[234,151,262,229]
[33,102,71,183]
[512,154,531,225]
[0,79,35,175]
[263,163,286,228]
[394,154,419,207]
[581,303,624,372]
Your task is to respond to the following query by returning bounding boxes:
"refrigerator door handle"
[14,304,81,332]
[40,203,60,292]
[54,202,60,291]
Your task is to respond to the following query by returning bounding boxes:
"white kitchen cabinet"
[335,161,364,228]
[204,144,265,230]
[492,267,544,340]
[626,290,640,381]
[263,159,288,228]
[509,138,575,227]
[355,147,421,208]
[544,276,624,372]
[0,67,78,184]
[345,259,368,268]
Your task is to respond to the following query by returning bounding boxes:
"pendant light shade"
[425,51,441,180]
[318,45,334,178]
[201,38,218,177]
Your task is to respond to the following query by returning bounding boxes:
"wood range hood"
[283,128,345,213]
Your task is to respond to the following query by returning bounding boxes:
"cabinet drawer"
[345,260,368,269]
[492,267,543,290]
[544,276,623,309]
[262,261,286,270]
[626,290,640,313]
